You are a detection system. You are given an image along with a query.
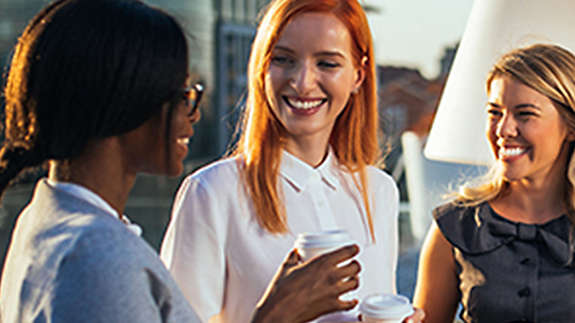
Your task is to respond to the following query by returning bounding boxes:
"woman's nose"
[496,112,518,138]
[290,62,316,94]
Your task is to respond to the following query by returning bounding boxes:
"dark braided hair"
[0,0,189,199]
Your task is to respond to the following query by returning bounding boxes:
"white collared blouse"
[160,150,399,323]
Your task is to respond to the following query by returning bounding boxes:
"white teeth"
[499,147,525,157]
[177,138,189,145]
[287,97,323,110]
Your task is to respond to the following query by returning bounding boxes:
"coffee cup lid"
[295,230,352,249]
[359,294,414,319]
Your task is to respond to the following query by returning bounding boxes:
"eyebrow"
[487,102,541,110]
[315,51,346,59]
[273,46,295,54]
[273,46,346,59]
[515,103,541,110]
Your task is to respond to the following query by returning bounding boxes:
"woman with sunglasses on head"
[414,44,575,323]
[0,0,363,322]
[161,0,424,322]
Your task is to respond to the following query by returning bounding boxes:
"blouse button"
[518,287,531,297]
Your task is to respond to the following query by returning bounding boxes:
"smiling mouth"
[283,96,327,110]
[177,138,189,146]
[498,146,528,158]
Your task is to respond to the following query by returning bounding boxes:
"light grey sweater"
[0,179,201,323]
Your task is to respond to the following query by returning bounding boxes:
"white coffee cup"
[359,293,414,323]
[294,229,355,261]
[295,230,360,322]
[294,229,358,308]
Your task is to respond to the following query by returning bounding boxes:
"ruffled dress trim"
[434,202,574,266]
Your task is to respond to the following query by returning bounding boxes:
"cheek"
[264,71,281,109]
[486,122,495,140]
[486,121,498,149]
[266,67,284,91]
[331,68,357,92]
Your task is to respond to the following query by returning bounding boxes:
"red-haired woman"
[161,0,419,322]
[0,0,363,322]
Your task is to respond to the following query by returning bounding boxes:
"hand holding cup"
[252,244,361,323]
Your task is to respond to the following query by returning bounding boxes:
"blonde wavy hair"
[455,44,575,219]
[231,0,380,239]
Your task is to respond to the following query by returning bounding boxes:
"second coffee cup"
[359,293,414,323]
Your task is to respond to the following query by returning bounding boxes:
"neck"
[48,138,136,216]
[284,133,330,168]
[495,182,565,223]
[493,157,568,224]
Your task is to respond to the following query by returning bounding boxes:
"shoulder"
[62,216,156,270]
[171,157,244,225]
[17,209,161,293]
[365,166,399,198]
[23,194,151,269]
[433,201,474,220]
[191,157,241,181]
[432,201,503,254]
[53,218,172,299]
[50,220,198,322]
[182,157,241,192]
[365,166,396,186]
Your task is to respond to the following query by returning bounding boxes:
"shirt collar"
[45,178,142,236]
[280,148,340,192]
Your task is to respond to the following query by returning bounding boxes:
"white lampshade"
[424,0,575,165]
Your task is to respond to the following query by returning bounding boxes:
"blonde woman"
[414,44,575,323]
[160,0,408,322]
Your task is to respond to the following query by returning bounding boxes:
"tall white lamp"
[424,0,575,165]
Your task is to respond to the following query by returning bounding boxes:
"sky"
[364,0,475,79]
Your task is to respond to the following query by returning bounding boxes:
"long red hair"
[232,0,380,240]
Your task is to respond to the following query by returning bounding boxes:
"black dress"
[434,202,575,323]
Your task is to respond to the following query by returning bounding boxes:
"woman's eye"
[517,111,536,117]
[487,109,502,117]
[271,55,292,66]
[318,61,340,68]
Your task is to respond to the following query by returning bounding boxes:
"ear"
[567,130,575,142]
[351,56,367,94]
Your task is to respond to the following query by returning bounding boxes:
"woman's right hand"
[252,245,361,323]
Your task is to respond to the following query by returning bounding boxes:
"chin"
[500,170,524,183]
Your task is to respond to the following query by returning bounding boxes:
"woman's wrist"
[251,301,291,323]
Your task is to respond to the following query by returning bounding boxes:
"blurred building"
[378,66,445,141]
[376,43,457,218]
[378,42,458,143]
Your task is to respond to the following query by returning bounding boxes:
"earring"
[352,88,359,94]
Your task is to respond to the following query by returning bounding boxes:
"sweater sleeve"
[160,175,228,323]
